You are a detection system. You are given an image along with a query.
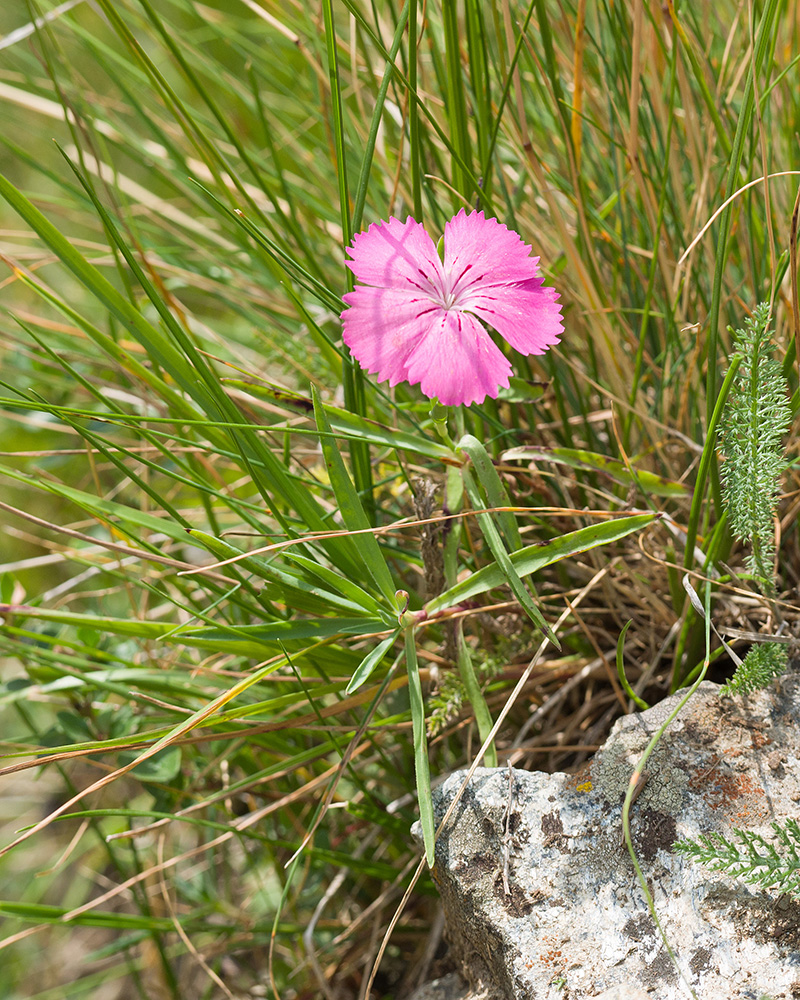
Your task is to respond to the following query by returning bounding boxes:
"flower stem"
[403,621,436,866]
[430,399,456,450]
[456,621,497,767]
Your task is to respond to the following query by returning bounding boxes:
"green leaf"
[187,529,387,619]
[181,617,386,644]
[346,632,399,694]
[0,170,361,552]
[455,630,496,766]
[229,379,451,459]
[0,900,178,932]
[616,620,649,710]
[119,745,182,783]
[495,377,547,403]
[459,433,522,549]
[285,552,387,618]
[312,385,396,602]
[426,513,659,614]
[405,627,435,867]
[460,463,557,646]
[503,446,687,498]
[0,461,194,545]
[1,605,384,655]
[683,357,742,572]
[0,168,218,413]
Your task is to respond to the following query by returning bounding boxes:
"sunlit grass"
[0,0,799,996]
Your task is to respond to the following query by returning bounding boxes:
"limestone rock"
[413,677,800,999]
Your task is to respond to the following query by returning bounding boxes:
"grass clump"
[0,0,798,997]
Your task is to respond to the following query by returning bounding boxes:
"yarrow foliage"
[718,303,791,696]
[720,641,788,697]
[720,302,790,590]
[340,210,563,406]
[675,820,800,901]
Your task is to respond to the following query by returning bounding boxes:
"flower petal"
[465,280,564,355]
[442,209,541,299]
[344,216,444,293]
[403,310,512,406]
[340,210,563,405]
[341,285,442,386]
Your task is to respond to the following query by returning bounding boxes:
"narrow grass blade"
[321,0,373,517]
[459,433,522,549]
[503,447,687,499]
[187,529,386,619]
[456,627,496,767]
[312,385,395,603]
[351,2,410,232]
[461,464,558,646]
[0,900,181,932]
[0,170,211,406]
[0,462,198,546]
[405,626,435,866]
[0,604,384,654]
[0,169,343,543]
[7,266,200,421]
[616,620,649,710]
[230,380,451,459]
[426,512,659,615]
[442,0,473,200]
[704,0,781,419]
[683,357,742,571]
[181,617,386,644]
[408,0,422,218]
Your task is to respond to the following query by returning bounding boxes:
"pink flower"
[340,209,563,407]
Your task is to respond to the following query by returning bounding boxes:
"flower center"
[433,261,477,312]
[434,265,470,311]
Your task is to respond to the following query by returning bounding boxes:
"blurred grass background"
[0,0,798,997]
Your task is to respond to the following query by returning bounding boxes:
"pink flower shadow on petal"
[341,209,563,406]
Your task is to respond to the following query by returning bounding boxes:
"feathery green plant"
[675,820,800,900]
[720,303,790,593]
[677,306,792,916]
[719,640,789,697]
[717,302,791,696]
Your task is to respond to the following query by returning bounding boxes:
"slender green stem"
[705,0,781,426]
[683,356,742,575]
[404,621,435,866]
[408,0,422,219]
[616,621,649,710]
[622,579,711,1000]
[455,622,497,767]
[322,0,374,520]
[352,2,410,233]
[442,0,473,201]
